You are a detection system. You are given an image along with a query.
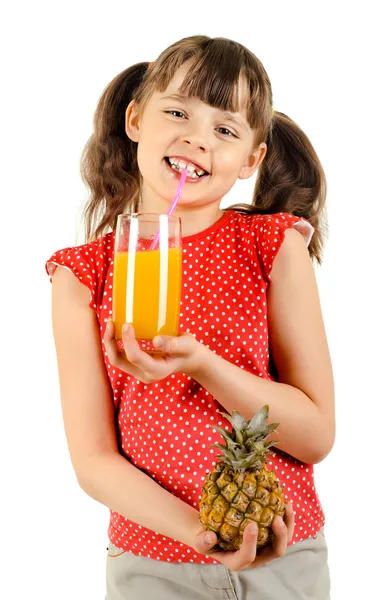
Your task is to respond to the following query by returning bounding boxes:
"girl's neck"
[139,195,224,238]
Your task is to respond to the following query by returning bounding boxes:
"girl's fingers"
[248,509,291,569]
[284,501,295,544]
[153,335,178,354]
[199,524,259,571]
[205,515,291,572]
[121,324,166,374]
[103,320,131,370]
[103,320,121,362]
[120,325,142,364]
[270,515,289,559]
[193,530,218,555]
[104,321,175,382]
[103,321,144,379]
[153,332,196,355]
[245,514,289,570]
[229,522,258,570]
[103,318,115,341]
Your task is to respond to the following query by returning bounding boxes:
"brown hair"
[81,35,327,263]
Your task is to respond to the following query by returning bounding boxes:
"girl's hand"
[192,502,295,572]
[103,320,208,383]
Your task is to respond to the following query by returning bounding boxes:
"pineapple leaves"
[235,429,244,445]
[264,439,280,449]
[264,439,280,454]
[210,445,238,462]
[218,411,246,444]
[245,423,279,442]
[220,411,247,431]
[266,423,280,434]
[212,425,238,447]
[212,407,280,468]
[245,405,268,437]
[211,432,239,452]
[245,405,279,440]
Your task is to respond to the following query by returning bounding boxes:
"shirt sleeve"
[45,244,99,310]
[256,213,314,282]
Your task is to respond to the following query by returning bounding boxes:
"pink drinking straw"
[150,167,188,250]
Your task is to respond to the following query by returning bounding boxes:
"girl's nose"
[180,125,210,152]
[182,138,207,152]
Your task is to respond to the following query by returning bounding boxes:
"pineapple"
[199,405,285,551]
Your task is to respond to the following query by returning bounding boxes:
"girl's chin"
[161,195,220,210]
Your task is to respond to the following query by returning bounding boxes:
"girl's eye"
[216,127,237,138]
[166,110,186,119]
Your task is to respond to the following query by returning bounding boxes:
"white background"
[1,1,387,599]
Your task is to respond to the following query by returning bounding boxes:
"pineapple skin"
[199,462,286,551]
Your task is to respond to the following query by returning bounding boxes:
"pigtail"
[80,62,149,242]
[233,111,327,264]
[260,112,327,263]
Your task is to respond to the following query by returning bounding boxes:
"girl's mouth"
[164,157,210,181]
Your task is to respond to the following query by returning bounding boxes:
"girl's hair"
[81,35,327,263]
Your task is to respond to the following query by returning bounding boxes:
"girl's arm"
[51,266,200,547]
[193,229,335,465]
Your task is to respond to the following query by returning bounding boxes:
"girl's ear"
[238,142,267,180]
[125,100,141,142]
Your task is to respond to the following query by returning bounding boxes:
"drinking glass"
[112,213,182,354]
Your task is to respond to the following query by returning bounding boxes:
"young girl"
[46,35,335,599]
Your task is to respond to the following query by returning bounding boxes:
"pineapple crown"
[211,405,279,472]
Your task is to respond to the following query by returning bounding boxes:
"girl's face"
[126,61,267,211]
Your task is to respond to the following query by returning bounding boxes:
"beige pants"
[105,529,330,600]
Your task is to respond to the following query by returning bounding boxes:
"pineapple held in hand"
[199,405,286,551]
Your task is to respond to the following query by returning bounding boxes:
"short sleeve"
[45,244,99,310]
[257,213,314,282]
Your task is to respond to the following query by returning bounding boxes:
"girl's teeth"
[167,158,206,178]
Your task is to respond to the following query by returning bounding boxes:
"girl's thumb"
[197,531,217,551]
[152,335,178,353]
[153,333,196,354]
[205,532,216,545]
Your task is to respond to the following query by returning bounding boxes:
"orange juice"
[112,247,182,342]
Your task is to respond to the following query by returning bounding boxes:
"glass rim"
[117,212,181,223]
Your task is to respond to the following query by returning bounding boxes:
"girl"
[46,35,335,599]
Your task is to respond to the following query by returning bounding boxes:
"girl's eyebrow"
[222,112,249,131]
[160,93,187,102]
[160,94,249,131]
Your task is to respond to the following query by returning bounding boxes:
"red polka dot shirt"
[46,210,325,564]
